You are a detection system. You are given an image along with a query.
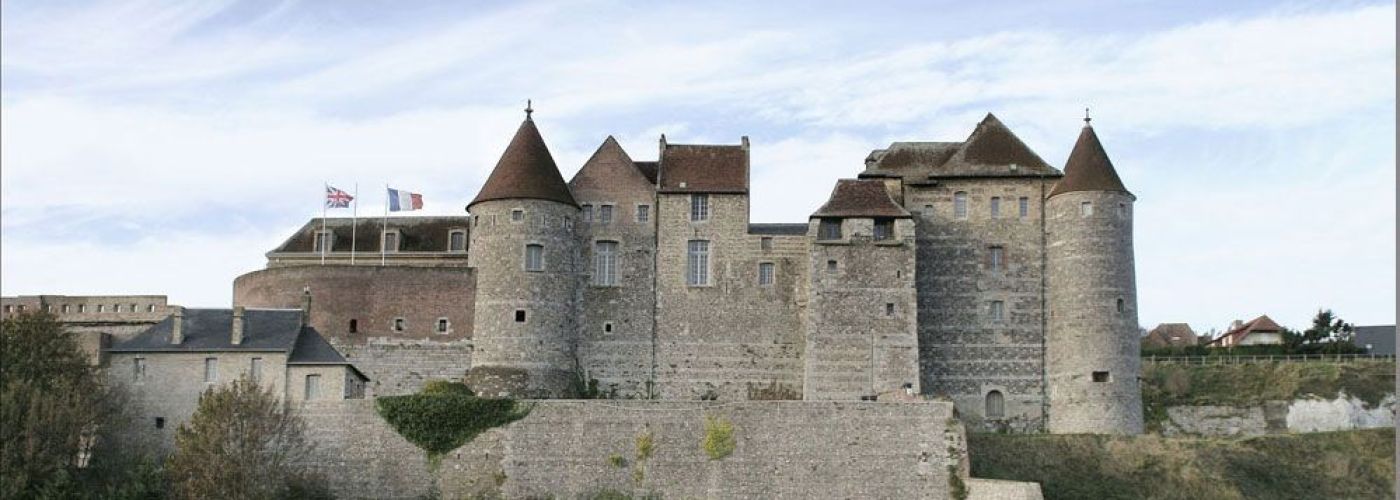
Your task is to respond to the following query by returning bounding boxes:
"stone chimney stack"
[170,306,185,345]
[231,306,245,345]
[300,286,312,328]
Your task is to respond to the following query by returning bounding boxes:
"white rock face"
[1163,393,1394,437]
[1286,394,1395,432]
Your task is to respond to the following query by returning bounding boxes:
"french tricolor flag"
[387,188,423,212]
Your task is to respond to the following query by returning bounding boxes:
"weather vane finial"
[1084,107,1091,125]
[525,99,533,120]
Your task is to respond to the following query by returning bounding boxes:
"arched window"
[985,390,1005,419]
[1116,298,1125,314]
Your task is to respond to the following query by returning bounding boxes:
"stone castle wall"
[805,217,920,400]
[1045,190,1143,434]
[904,179,1051,432]
[299,399,971,500]
[654,193,808,400]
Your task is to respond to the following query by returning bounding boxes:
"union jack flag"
[325,185,354,208]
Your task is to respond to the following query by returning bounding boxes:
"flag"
[326,185,354,208]
[387,188,423,212]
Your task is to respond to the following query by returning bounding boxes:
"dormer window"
[873,218,894,241]
[382,230,400,252]
[313,230,333,253]
[449,230,467,252]
[818,218,842,240]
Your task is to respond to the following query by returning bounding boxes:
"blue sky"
[2,1,1395,334]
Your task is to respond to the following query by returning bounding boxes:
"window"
[155,417,165,429]
[16,305,24,312]
[78,305,86,313]
[818,218,842,240]
[449,230,467,252]
[594,241,618,286]
[1080,201,1093,217]
[393,318,405,332]
[2,306,8,313]
[923,204,933,216]
[690,194,710,222]
[985,391,1005,419]
[132,358,146,382]
[582,204,594,223]
[62,305,70,313]
[953,192,968,219]
[204,358,218,384]
[599,205,613,224]
[511,209,524,222]
[514,310,527,323]
[436,318,449,333]
[1018,197,1029,218]
[874,218,894,241]
[989,246,1004,271]
[885,303,895,316]
[44,305,52,313]
[114,304,122,313]
[524,244,544,271]
[1116,298,1125,314]
[990,197,1001,219]
[250,358,262,383]
[305,374,322,400]
[760,237,773,251]
[826,260,837,273]
[636,205,650,223]
[147,305,156,312]
[1092,371,1111,383]
[989,301,1005,322]
[758,262,775,286]
[97,305,105,313]
[603,322,614,334]
[130,303,137,312]
[383,231,401,252]
[1118,202,1127,217]
[686,240,710,286]
[348,319,358,333]
[313,230,332,253]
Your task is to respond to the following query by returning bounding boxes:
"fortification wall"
[299,399,970,499]
[905,179,1050,432]
[654,193,807,400]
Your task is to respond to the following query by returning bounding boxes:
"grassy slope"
[1141,361,1394,430]
[969,429,1395,500]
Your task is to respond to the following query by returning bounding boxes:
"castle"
[229,108,1143,435]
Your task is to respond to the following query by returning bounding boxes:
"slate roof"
[860,114,1061,181]
[270,216,470,254]
[1049,123,1131,198]
[747,223,809,236]
[469,117,578,209]
[109,308,364,378]
[811,179,911,219]
[658,143,748,193]
[633,161,659,185]
[1353,325,1396,355]
[1209,315,1283,346]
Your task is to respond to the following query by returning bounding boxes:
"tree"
[1302,309,1354,345]
[165,377,330,500]
[0,312,109,499]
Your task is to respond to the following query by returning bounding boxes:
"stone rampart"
[299,399,979,499]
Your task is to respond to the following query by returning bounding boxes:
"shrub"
[608,453,626,468]
[634,431,654,461]
[421,380,475,397]
[376,387,529,458]
[700,415,735,460]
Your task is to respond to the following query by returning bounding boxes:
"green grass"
[969,429,1394,500]
[1141,361,1394,430]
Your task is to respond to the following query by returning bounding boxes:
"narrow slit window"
[1018,197,1029,218]
[885,303,895,316]
[250,358,262,383]
[1116,298,1125,314]
[392,318,405,332]
[603,322,614,334]
[514,309,527,323]
[989,301,1005,322]
[437,318,449,333]
[348,319,358,333]
[133,358,146,382]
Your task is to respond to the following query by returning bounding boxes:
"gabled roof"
[1145,323,1198,347]
[270,216,470,254]
[1049,123,1130,198]
[633,161,659,184]
[1209,315,1283,346]
[658,141,748,194]
[811,179,911,219]
[568,136,655,194]
[469,117,578,209]
[938,114,1055,175]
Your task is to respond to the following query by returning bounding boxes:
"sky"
[1,0,1395,334]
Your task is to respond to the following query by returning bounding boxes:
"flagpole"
[321,182,328,265]
[350,183,358,266]
[381,183,389,266]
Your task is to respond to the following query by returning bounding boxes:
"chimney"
[300,286,312,328]
[170,306,185,345]
[231,306,245,345]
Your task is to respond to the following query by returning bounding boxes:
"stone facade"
[1,294,170,342]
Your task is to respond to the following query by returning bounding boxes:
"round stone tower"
[464,107,581,398]
[1045,116,1143,434]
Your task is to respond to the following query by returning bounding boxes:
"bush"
[376,387,529,458]
[700,415,735,460]
[420,380,475,397]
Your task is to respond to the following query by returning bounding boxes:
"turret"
[464,103,582,398]
[1045,114,1143,434]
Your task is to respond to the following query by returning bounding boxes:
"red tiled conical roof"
[1049,124,1130,198]
[468,117,578,209]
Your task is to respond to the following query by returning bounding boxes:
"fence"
[1143,353,1396,365]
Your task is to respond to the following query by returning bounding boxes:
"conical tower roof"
[1049,122,1130,198]
[468,114,578,209]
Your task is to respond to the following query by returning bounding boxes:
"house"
[1353,325,1395,355]
[1207,315,1284,347]
[1143,323,1198,349]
